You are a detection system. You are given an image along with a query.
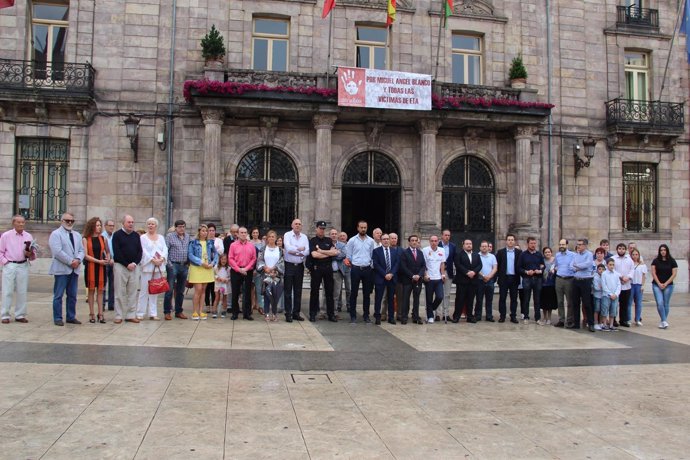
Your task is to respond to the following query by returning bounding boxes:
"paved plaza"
[0,275,689,459]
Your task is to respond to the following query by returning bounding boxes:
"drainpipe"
[546,0,553,246]
[165,0,177,229]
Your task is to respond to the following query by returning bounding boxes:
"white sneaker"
[427,317,434,324]
[545,320,551,325]
[663,321,669,329]
[659,322,665,329]
[635,321,642,326]
[594,324,602,331]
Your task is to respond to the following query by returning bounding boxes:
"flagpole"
[326,5,334,88]
[433,2,445,80]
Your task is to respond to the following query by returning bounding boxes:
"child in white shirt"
[601,258,622,331]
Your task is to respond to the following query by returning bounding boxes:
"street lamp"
[574,137,596,176]
[123,115,140,162]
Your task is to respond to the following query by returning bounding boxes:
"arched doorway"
[235,147,298,235]
[341,151,401,238]
[442,156,495,246]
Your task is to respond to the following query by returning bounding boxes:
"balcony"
[606,98,684,130]
[616,5,659,30]
[0,59,95,99]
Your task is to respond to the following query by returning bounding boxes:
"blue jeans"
[521,276,542,321]
[630,284,644,322]
[164,262,188,314]
[53,273,78,322]
[424,279,444,319]
[652,283,674,322]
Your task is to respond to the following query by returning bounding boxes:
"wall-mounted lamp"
[156,132,166,151]
[123,115,140,162]
[574,137,596,176]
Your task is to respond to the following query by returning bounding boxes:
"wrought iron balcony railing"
[0,59,95,98]
[605,98,684,129]
[616,5,659,29]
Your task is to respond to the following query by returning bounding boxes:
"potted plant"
[508,54,527,89]
[201,24,226,69]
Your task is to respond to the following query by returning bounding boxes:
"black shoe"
[613,320,619,327]
[328,316,338,323]
[466,318,477,324]
[336,307,342,312]
[309,316,316,322]
[415,318,424,325]
[554,321,565,328]
[387,319,396,325]
[66,319,82,325]
[226,308,232,314]
[293,315,305,321]
[589,325,596,332]
[451,318,460,324]
[621,321,631,327]
[375,318,381,325]
[486,317,495,322]
[474,315,482,322]
[435,315,441,322]
[364,317,372,324]
[498,317,506,323]
[510,318,519,324]
[107,307,115,311]
[285,317,293,323]
[401,319,408,325]
[243,316,254,321]
[230,314,238,320]
[54,320,64,326]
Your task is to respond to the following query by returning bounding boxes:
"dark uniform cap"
[315,220,327,228]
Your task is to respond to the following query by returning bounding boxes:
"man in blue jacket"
[373,233,400,325]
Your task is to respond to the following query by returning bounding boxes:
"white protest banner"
[338,67,432,111]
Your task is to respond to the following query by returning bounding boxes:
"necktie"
[412,248,417,260]
[68,231,75,249]
[385,248,391,272]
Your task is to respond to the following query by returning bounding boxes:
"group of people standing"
[0,214,680,332]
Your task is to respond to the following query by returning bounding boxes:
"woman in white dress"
[137,217,168,320]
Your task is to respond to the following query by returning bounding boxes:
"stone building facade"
[0,0,688,290]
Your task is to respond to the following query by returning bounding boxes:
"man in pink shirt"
[0,215,37,323]
[228,227,257,320]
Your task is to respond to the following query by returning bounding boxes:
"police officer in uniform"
[309,220,339,322]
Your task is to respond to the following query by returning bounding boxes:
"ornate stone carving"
[606,133,620,149]
[200,108,224,125]
[455,0,494,17]
[463,128,482,152]
[366,121,385,148]
[339,0,413,9]
[514,125,536,139]
[227,69,318,88]
[259,116,279,146]
[312,113,337,130]
[416,119,442,135]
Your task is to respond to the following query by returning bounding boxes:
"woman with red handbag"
[137,217,168,320]
[82,217,110,324]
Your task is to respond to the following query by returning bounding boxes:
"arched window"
[235,147,297,232]
[342,151,400,237]
[442,156,494,243]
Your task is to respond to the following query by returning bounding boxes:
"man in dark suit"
[452,238,482,323]
[398,234,426,324]
[372,233,400,325]
[496,233,522,323]
[438,229,457,322]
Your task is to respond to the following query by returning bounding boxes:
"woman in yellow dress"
[187,224,218,320]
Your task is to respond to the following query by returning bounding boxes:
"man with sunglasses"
[48,213,84,326]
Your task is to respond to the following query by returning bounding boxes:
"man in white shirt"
[422,235,446,323]
[474,240,498,321]
[283,218,310,321]
[613,243,634,327]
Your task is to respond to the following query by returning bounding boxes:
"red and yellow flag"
[322,0,335,18]
[0,0,16,9]
[386,0,397,26]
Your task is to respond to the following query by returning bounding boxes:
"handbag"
[148,265,170,295]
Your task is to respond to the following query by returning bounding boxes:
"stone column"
[514,125,537,228]
[312,113,338,222]
[416,119,443,234]
[201,108,224,223]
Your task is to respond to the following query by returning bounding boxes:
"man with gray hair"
[48,212,84,326]
[0,215,37,323]
[112,215,143,324]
